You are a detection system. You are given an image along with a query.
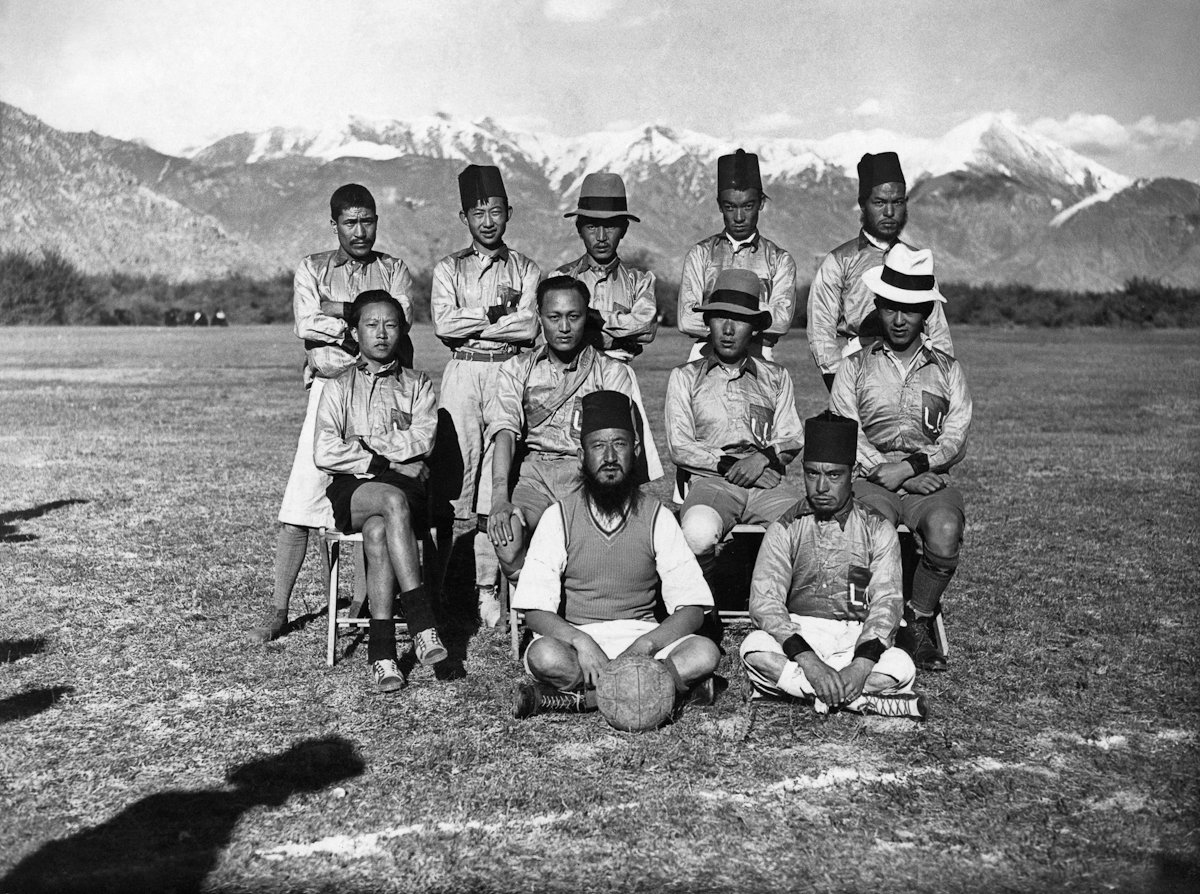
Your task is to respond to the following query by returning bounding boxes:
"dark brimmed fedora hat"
[564,172,640,222]
[697,268,771,330]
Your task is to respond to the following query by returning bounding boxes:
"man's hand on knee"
[571,635,611,689]
[869,462,912,492]
[837,658,874,703]
[901,472,945,495]
[488,501,523,547]
[618,636,657,660]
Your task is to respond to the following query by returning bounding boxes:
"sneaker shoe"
[900,608,948,671]
[371,658,404,693]
[477,585,502,629]
[858,693,929,721]
[511,681,589,719]
[413,628,448,666]
[248,609,288,644]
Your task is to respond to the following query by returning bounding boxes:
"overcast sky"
[2,0,1198,179]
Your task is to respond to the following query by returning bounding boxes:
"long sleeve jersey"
[484,345,635,457]
[806,232,954,377]
[313,359,437,478]
[676,232,797,348]
[829,336,972,478]
[293,249,415,384]
[552,255,658,361]
[665,355,804,477]
[430,245,541,354]
[749,498,903,652]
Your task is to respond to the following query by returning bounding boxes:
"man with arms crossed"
[486,276,636,583]
[830,245,972,670]
[251,184,416,643]
[431,164,540,627]
[676,149,796,362]
[666,268,805,597]
[740,411,925,718]
[807,152,953,390]
[511,391,720,718]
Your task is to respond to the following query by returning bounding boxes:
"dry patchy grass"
[0,325,1197,893]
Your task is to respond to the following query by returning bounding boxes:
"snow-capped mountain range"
[3,99,1197,290]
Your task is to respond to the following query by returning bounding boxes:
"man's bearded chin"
[861,210,906,243]
[583,466,638,515]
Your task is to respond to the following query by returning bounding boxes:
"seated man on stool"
[830,245,972,670]
[740,412,925,719]
[511,391,720,718]
[666,267,805,599]
[485,276,637,583]
[314,290,447,693]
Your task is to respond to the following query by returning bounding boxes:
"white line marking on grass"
[258,804,641,861]
[257,759,1056,862]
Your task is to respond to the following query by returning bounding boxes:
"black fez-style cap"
[717,148,763,193]
[580,390,635,438]
[804,411,858,467]
[857,152,905,204]
[458,164,508,211]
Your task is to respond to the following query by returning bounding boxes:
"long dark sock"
[272,524,309,610]
[398,585,437,633]
[367,619,397,662]
[910,547,959,617]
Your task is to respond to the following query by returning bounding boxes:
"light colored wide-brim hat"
[862,244,946,304]
[564,172,640,222]
[697,268,772,330]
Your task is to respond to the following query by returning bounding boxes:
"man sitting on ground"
[314,290,446,693]
[666,268,805,596]
[830,245,972,670]
[486,276,637,582]
[511,391,720,718]
[740,412,924,718]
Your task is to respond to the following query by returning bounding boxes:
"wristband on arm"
[904,452,930,475]
[852,639,886,663]
[782,634,815,661]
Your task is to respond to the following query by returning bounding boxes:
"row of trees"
[1,249,1198,328]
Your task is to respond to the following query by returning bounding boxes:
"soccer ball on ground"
[596,655,676,732]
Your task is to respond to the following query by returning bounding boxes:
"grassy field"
[1,324,1197,894]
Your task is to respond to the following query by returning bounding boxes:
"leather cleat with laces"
[856,693,929,721]
[371,658,404,693]
[901,608,948,671]
[512,681,591,719]
[413,628,448,666]
[477,585,502,629]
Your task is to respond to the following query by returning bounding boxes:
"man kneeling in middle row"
[511,391,721,718]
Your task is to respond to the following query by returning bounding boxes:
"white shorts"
[277,378,336,529]
[740,615,915,697]
[523,619,700,674]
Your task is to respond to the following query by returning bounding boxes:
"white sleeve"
[653,505,714,613]
[510,504,567,613]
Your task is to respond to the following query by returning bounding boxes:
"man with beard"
[250,183,416,644]
[676,149,797,362]
[830,246,972,670]
[667,268,805,600]
[510,391,720,718]
[807,152,953,390]
[740,411,925,718]
[430,164,541,628]
[485,276,637,584]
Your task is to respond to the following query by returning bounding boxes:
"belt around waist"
[452,349,516,362]
[524,452,578,463]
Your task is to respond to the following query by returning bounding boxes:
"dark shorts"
[510,455,582,530]
[852,480,965,531]
[326,470,426,534]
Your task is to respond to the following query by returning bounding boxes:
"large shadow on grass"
[0,499,88,543]
[1,735,364,894]
[0,685,73,724]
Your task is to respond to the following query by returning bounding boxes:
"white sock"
[775,662,813,699]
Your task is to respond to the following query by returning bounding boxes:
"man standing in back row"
[431,164,541,627]
[677,149,797,362]
[807,152,953,390]
[250,183,416,644]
